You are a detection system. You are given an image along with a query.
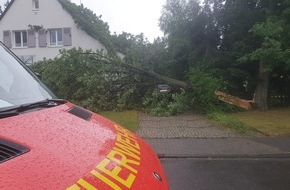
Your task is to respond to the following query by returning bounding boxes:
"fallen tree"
[31,49,251,114]
[92,53,254,111]
[215,91,253,110]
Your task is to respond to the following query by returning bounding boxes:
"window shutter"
[3,30,12,48]
[63,27,72,46]
[27,29,36,47]
[38,29,47,47]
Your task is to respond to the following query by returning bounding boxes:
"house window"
[14,31,28,48]
[33,0,39,10]
[49,28,63,46]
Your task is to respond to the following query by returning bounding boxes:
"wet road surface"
[162,157,290,190]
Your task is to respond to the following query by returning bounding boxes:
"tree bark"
[93,55,192,90]
[253,62,270,110]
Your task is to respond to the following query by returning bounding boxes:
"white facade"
[0,0,106,64]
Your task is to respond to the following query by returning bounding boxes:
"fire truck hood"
[0,103,168,190]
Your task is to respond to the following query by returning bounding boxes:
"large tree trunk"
[120,61,192,90]
[253,63,270,110]
[94,55,192,90]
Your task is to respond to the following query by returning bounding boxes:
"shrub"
[187,68,228,113]
[142,89,189,116]
[30,48,125,112]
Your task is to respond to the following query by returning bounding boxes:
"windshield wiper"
[0,110,19,119]
[0,99,66,119]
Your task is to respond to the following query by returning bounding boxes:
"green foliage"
[159,0,290,111]
[187,68,228,113]
[116,87,137,111]
[111,33,169,76]
[251,19,284,39]
[30,48,168,114]
[142,90,189,116]
[168,90,191,115]
[59,0,114,53]
[239,18,290,70]
[30,48,125,112]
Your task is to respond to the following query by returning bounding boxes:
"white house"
[0,0,107,64]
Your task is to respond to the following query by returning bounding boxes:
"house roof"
[0,0,15,21]
[0,0,67,21]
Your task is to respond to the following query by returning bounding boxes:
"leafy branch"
[58,0,115,53]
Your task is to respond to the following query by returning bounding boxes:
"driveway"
[137,111,243,139]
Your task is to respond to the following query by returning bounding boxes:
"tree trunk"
[93,55,192,90]
[253,63,270,110]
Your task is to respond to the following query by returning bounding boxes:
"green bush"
[142,90,189,116]
[30,48,125,112]
[116,87,137,111]
[187,68,228,113]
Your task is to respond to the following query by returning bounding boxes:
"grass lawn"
[229,107,290,136]
[99,110,139,132]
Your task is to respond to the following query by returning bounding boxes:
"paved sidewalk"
[146,138,290,158]
[137,112,241,139]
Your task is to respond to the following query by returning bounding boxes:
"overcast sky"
[0,0,166,42]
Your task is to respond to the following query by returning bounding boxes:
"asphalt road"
[146,137,290,190]
[161,157,290,190]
